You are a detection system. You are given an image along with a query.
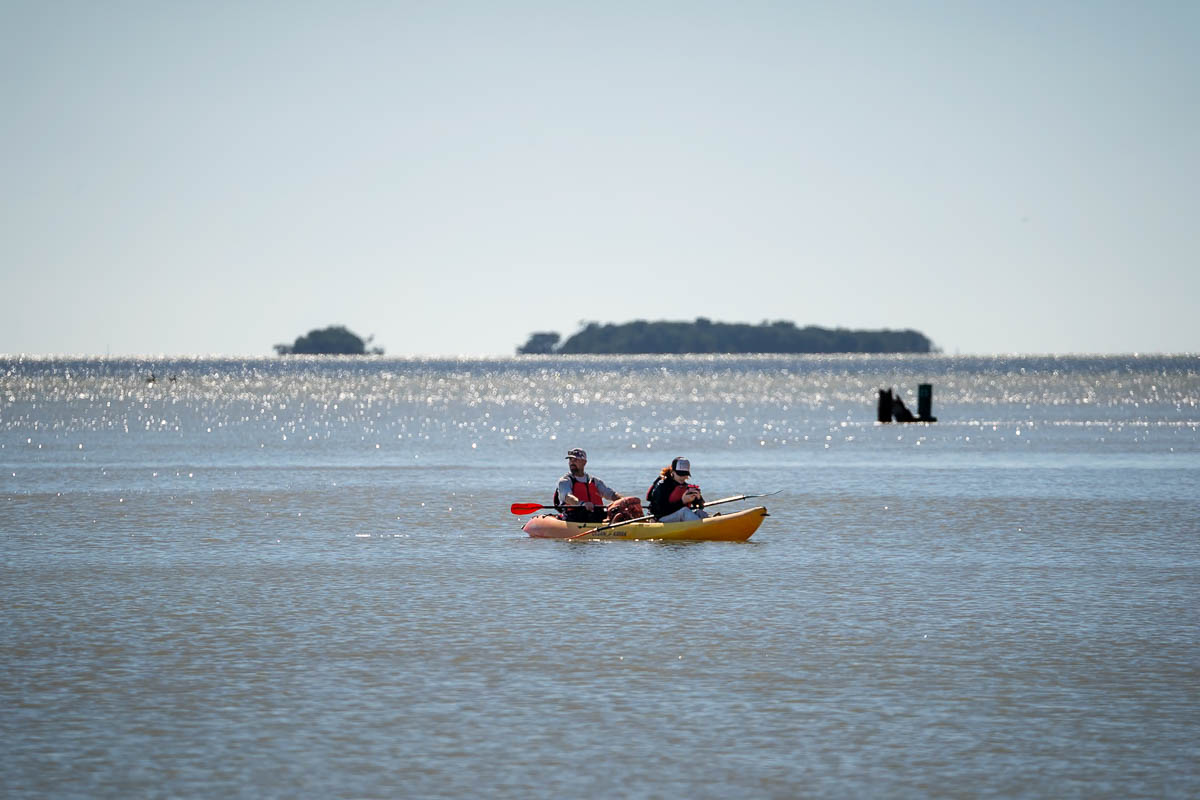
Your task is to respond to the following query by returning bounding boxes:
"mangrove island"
[275,325,384,355]
[518,319,933,355]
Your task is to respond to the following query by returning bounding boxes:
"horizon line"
[2,351,1195,360]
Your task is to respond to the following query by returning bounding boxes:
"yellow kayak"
[522,506,768,542]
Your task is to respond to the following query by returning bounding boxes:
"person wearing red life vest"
[554,448,622,523]
[646,456,710,522]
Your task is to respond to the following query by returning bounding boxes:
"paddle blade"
[510,503,546,515]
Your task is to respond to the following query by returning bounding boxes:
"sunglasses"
[675,471,690,477]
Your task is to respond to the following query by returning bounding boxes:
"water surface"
[2,355,1198,798]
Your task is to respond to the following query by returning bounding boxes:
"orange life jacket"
[554,476,603,507]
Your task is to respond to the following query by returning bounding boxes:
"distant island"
[517,319,933,354]
[275,325,384,355]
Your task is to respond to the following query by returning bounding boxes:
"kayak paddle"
[566,512,658,540]
[510,502,563,515]
[701,490,782,507]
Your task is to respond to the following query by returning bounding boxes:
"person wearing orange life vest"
[554,448,622,523]
[647,456,710,522]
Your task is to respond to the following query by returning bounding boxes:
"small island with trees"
[518,319,933,354]
[275,325,383,355]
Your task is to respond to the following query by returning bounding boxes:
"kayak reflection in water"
[553,448,623,523]
[647,456,710,522]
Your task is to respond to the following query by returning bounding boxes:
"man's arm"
[593,477,620,501]
[556,477,579,506]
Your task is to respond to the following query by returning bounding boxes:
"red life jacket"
[647,476,692,518]
[554,476,603,507]
[647,477,687,505]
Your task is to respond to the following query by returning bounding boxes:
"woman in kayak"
[647,456,710,522]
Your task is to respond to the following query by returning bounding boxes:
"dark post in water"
[918,384,936,422]
[877,385,937,423]
[877,389,893,423]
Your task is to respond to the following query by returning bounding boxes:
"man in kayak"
[554,448,623,523]
[647,456,710,522]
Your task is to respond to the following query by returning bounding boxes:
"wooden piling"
[917,384,937,422]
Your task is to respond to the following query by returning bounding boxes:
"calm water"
[2,354,1198,799]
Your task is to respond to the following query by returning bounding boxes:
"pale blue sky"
[2,1,1197,356]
